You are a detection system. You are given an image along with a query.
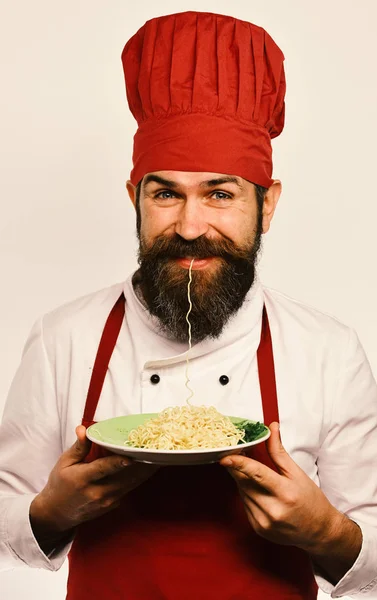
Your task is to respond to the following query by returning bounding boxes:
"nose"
[174,198,209,241]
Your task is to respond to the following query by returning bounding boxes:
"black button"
[219,375,229,386]
[150,374,160,384]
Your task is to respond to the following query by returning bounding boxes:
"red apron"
[67,293,318,599]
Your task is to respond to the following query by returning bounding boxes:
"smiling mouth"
[175,257,216,270]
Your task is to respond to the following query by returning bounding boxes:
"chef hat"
[121,11,285,188]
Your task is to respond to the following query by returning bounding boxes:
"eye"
[212,191,232,200]
[154,190,176,199]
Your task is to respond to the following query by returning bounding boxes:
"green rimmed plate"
[86,414,270,465]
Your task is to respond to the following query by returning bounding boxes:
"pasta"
[125,405,245,450]
[184,258,194,403]
[125,259,247,450]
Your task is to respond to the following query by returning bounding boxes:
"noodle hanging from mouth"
[184,258,195,404]
[125,258,246,450]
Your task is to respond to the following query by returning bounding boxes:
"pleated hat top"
[121,11,286,188]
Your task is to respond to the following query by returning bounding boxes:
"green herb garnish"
[236,420,267,444]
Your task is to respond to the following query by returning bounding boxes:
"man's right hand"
[30,425,158,549]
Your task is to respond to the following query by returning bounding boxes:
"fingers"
[266,422,298,477]
[60,426,160,485]
[60,426,93,467]
[84,454,133,482]
[221,422,301,489]
[220,454,280,492]
[76,425,86,442]
[238,488,267,531]
[98,462,159,492]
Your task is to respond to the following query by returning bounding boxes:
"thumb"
[62,425,92,466]
[266,422,295,475]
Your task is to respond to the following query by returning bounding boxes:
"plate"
[86,414,270,465]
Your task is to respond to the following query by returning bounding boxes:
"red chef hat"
[121,11,285,188]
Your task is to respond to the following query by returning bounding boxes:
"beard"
[136,222,263,344]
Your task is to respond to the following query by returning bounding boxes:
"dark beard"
[136,221,263,343]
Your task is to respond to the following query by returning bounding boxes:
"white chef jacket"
[1,273,377,599]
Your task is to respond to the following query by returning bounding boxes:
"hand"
[30,425,158,535]
[220,422,341,552]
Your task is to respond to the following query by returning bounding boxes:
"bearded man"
[1,11,377,600]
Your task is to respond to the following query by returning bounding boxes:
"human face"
[127,171,280,342]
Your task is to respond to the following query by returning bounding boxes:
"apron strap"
[83,293,126,423]
[257,305,279,426]
[252,305,280,471]
[82,293,280,433]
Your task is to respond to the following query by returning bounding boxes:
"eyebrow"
[200,177,243,190]
[142,174,244,190]
[143,174,179,189]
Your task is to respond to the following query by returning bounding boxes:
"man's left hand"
[220,422,342,553]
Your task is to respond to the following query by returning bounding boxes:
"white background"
[1,1,376,598]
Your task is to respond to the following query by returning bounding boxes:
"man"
[1,10,377,600]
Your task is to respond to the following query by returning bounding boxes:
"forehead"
[142,170,249,189]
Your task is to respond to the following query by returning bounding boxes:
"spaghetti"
[184,258,195,403]
[125,404,245,450]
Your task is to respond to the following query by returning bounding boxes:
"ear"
[126,180,137,210]
[262,180,282,234]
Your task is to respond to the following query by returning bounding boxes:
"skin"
[126,170,282,263]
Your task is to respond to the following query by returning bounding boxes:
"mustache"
[138,234,254,263]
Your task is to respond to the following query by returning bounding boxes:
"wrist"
[308,509,346,556]
[303,508,362,560]
[300,508,363,586]
[30,493,70,537]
